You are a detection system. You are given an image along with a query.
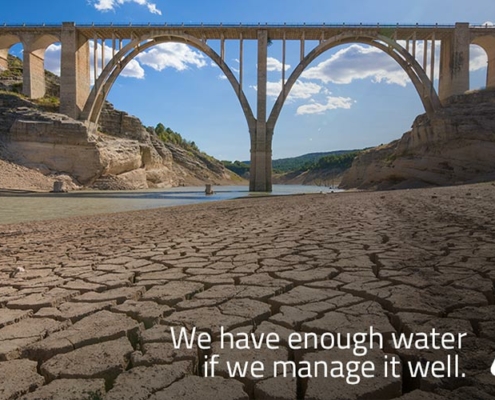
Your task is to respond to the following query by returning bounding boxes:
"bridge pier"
[488,51,495,88]
[439,23,470,103]
[22,46,46,99]
[0,50,8,71]
[249,29,273,192]
[60,22,90,119]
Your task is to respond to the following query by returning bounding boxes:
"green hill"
[271,150,359,173]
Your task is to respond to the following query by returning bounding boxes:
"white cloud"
[121,59,145,79]
[218,74,227,80]
[304,41,486,87]
[43,42,145,83]
[267,57,291,72]
[470,45,488,71]
[296,96,354,115]
[45,44,61,76]
[252,80,322,101]
[287,80,322,100]
[137,43,207,71]
[43,41,208,82]
[93,0,162,15]
[302,44,409,87]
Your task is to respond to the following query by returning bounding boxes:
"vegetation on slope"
[271,150,358,173]
[222,150,361,178]
[221,160,250,176]
[308,151,361,171]
[153,122,201,153]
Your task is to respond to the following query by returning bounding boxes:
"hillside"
[272,151,360,186]
[222,150,360,186]
[271,150,359,173]
[0,55,244,191]
[340,89,495,190]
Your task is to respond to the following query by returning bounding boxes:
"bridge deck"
[1,23,494,41]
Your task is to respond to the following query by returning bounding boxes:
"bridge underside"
[1,22,495,191]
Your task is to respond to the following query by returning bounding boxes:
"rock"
[163,307,247,338]
[0,359,45,400]
[141,281,203,305]
[40,337,133,383]
[302,348,402,400]
[218,298,272,324]
[1,92,240,191]
[149,376,249,400]
[131,342,197,368]
[0,318,69,361]
[140,325,173,344]
[341,90,495,190]
[0,309,32,329]
[19,379,105,400]
[396,390,446,399]
[6,288,79,312]
[72,286,145,304]
[8,117,102,184]
[105,362,190,400]
[254,376,298,400]
[23,310,141,362]
[47,300,115,322]
[269,286,342,310]
[208,342,289,396]
[479,321,495,340]
[111,300,173,328]
[301,301,396,341]
[97,139,143,176]
[448,305,495,322]
[269,306,318,330]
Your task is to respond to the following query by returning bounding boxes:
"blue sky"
[3,0,494,161]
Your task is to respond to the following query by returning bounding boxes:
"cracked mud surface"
[0,183,494,399]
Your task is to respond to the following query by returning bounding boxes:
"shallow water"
[0,185,340,225]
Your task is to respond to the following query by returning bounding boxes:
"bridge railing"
[1,22,493,29]
[0,22,459,29]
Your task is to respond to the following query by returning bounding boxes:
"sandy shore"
[0,183,494,399]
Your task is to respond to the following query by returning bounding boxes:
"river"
[0,185,341,225]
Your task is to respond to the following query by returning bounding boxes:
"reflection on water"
[0,185,340,225]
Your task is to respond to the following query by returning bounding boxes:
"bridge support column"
[22,47,46,99]
[439,22,470,103]
[250,29,272,192]
[487,50,495,89]
[0,49,8,71]
[60,22,90,119]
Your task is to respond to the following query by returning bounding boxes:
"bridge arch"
[267,32,442,134]
[81,33,256,136]
[0,32,60,98]
[472,35,495,89]
[0,34,22,69]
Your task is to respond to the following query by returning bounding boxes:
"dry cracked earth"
[0,183,494,400]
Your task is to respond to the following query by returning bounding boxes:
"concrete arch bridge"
[1,22,494,191]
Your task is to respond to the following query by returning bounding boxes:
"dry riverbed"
[0,183,494,399]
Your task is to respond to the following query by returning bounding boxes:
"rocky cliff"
[340,89,495,190]
[0,56,243,191]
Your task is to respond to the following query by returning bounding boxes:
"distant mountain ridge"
[270,150,359,173]
[222,149,362,186]
[237,150,359,173]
